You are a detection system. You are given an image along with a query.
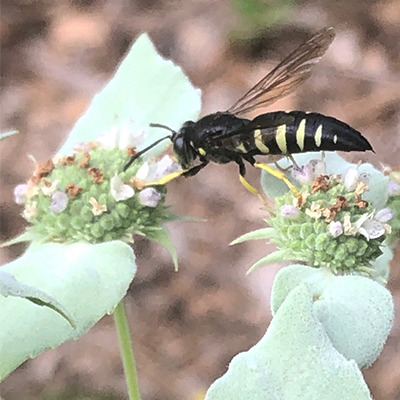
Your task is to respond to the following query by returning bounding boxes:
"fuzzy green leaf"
[205,284,372,400]
[0,130,18,141]
[0,270,75,328]
[58,34,201,157]
[145,226,178,271]
[271,265,394,368]
[0,241,136,380]
[230,228,274,245]
[246,249,288,274]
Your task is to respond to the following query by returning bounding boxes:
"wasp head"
[172,121,197,169]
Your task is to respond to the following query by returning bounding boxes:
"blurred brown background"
[1,0,400,399]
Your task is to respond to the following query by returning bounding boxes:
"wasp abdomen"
[251,111,372,155]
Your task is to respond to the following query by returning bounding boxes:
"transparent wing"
[228,27,335,116]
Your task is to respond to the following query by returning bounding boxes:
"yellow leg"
[254,162,301,197]
[239,174,272,209]
[144,169,188,186]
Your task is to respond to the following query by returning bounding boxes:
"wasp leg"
[253,162,301,198]
[234,158,270,207]
[143,162,208,186]
[287,154,299,168]
[143,169,188,186]
[182,162,208,177]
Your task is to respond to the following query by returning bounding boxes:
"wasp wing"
[228,27,335,116]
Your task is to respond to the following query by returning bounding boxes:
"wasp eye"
[173,136,195,169]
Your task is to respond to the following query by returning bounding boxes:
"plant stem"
[114,300,142,400]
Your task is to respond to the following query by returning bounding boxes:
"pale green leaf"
[58,34,201,157]
[271,264,394,368]
[205,284,372,400]
[145,226,178,271]
[370,245,393,283]
[0,241,136,380]
[0,130,18,140]
[246,249,288,274]
[0,270,75,328]
[230,228,274,245]
[1,231,43,248]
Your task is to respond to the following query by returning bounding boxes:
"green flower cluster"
[17,144,171,243]
[268,174,387,277]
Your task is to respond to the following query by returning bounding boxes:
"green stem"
[114,300,142,400]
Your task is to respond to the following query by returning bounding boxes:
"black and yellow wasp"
[124,27,372,194]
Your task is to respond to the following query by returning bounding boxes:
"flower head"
[14,142,174,243]
[261,165,389,277]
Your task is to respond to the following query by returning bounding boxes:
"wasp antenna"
[123,135,172,171]
[149,123,177,135]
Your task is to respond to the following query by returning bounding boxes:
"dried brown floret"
[66,183,83,197]
[88,167,104,183]
[64,155,76,165]
[127,147,137,157]
[311,174,330,193]
[31,159,55,184]
[78,152,91,168]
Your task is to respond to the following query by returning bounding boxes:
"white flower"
[138,187,162,207]
[291,159,326,185]
[23,201,38,219]
[89,197,107,216]
[329,221,343,237]
[110,174,135,201]
[343,213,370,236]
[50,191,69,213]
[41,179,60,196]
[343,211,391,240]
[305,202,323,219]
[344,168,359,190]
[136,155,182,182]
[14,184,28,205]
[98,120,147,149]
[360,219,386,240]
[280,205,299,218]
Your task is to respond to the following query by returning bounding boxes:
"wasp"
[124,27,372,196]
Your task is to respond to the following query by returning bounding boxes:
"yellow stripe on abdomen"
[254,129,270,153]
[296,119,306,151]
[276,125,287,153]
[315,124,323,147]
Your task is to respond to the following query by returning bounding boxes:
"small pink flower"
[375,208,393,223]
[136,155,181,182]
[291,159,325,185]
[329,221,343,237]
[50,191,68,213]
[139,188,161,207]
[280,205,299,218]
[388,181,400,196]
[14,184,28,205]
